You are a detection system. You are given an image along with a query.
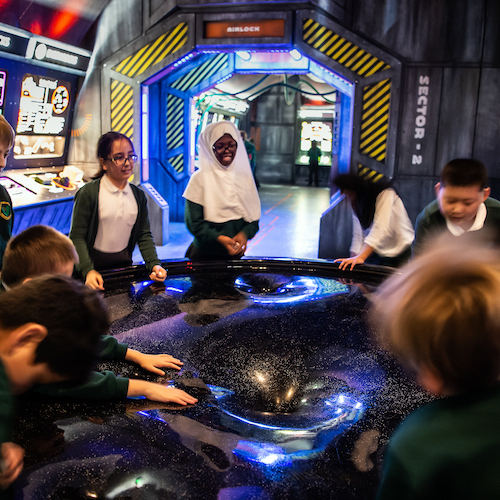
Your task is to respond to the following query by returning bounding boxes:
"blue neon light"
[233,441,292,467]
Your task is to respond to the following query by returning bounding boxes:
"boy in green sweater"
[372,234,500,499]
[0,275,108,492]
[412,158,500,255]
[1,225,197,406]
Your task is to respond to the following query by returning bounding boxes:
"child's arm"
[99,337,184,375]
[124,350,183,375]
[127,380,198,405]
[34,371,197,405]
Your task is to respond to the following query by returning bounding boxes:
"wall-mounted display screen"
[13,73,71,159]
[297,120,333,166]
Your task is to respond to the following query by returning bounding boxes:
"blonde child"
[371,234,500,499]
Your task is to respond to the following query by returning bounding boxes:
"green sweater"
[34,336,130,400]
[377,382,500,500]
[184,199,259,258]
[412,197,500,255]
[69,178,161,278]
[0,359,13,447]
[0,185,13,270]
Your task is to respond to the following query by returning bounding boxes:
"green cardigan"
[184,199,259,258]
[0,185,13,270]
[0,359,13,448]
[34,336,130,400]
[69,178,161,278]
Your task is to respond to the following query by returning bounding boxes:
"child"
[183,121,260,260]
[333,174,414,269]
[0,225,197,406]
[0,275,108,490]
[371,234,500,499]
[70,131,167,290]
[412,158,500,255]
[0,115,15,269]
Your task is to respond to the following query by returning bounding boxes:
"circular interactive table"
[13,258,432,500]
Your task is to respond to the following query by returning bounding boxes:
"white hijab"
[183,121,261,223]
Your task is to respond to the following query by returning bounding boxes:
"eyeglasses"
[212,142,237,154]
[107,154,138,166]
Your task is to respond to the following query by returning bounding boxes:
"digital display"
[297,120,333,166]
[14,74,71,159]
[204,19,285,39]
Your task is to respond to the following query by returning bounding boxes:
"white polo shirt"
[445,202,487,236]
[94,174,138,253]
[351,188,415,257]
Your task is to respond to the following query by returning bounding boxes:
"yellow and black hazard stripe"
[170,53,229,91]
[165,53,230,171]
[166,94,184,152]
[359,79,391,162]
[169,154,184,174]
[357,164,385,184]
[302,19,391,77]
[113,22,188,78]
[111,80,133,140]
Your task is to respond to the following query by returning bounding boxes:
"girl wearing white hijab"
[183,121,261,260]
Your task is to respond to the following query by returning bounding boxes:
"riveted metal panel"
[302,18,391,78]
[296,10,402,180]
[398,67,442,177]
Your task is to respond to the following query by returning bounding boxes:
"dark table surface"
[12,259,432,500]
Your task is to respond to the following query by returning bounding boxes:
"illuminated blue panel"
[309,59,354,98]
[234,51,310,73]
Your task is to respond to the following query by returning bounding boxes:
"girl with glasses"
[183,121,261,260]
[70,131,167,290]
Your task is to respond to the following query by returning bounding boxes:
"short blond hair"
[1,225,78,287]
[371,233,500,393]
[0,115,15,147]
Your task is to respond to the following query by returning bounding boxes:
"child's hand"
[127,351,183,375]
[85,270,105,290]
[150,265,167,282]
[128,380,198,405]
[334,255,365,271]
[0,442,24,490]
[217,235,245,257]
[232,232,248,255]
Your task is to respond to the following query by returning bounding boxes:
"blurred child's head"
[0,275,109,392]
[436,159,490,229]
[371,234,500,396]
[0,115,15,172]
[1,225,78,288]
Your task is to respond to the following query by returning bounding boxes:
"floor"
[133,184,332,262]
